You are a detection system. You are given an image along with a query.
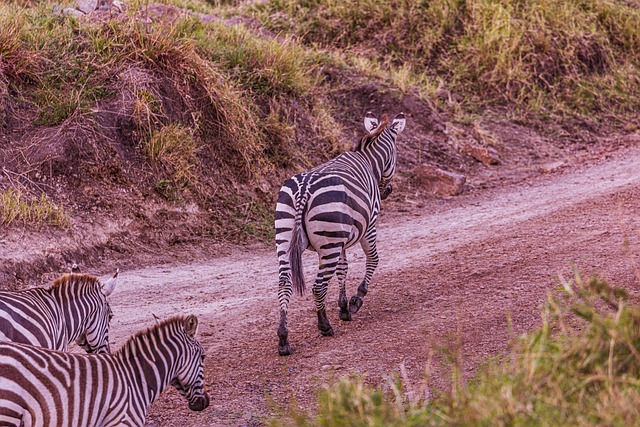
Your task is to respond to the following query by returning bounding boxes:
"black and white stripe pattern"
[0,315,209,427]
[0,272,117,354]
[275,112,406,355]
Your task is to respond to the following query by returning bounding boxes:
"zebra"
[0,315,209,427]
[275,112,406,355]
[0,271,118,354]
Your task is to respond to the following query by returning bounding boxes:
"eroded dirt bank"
[88,146,640,426]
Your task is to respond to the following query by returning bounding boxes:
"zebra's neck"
[49,285,83,344]
[115,325,182,407]
[358,130,396,183]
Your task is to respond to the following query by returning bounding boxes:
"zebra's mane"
[353,114,389,152]
[116,315,189,353]
[49,273,100,291]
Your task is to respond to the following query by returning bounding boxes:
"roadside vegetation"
[273,273,640,426]
[251,0,640,118]
[0,188,69,229]
[1,0,638,235]
[0,0,342,234]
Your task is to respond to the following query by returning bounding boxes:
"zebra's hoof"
[278,343,291,356]
[349,296,363,314]
[339,310,352,321]
[320,326,334,337]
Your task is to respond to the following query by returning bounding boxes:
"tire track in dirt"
[104,147,640,426]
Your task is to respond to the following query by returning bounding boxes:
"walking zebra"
[275,112,406,355]
[0,271,118,354]
[0,315,209,427]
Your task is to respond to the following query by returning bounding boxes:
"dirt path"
[103,146,640,426]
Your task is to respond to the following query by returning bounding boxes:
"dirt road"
[103,146,640,426]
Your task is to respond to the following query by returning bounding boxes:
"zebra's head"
[170,315,210,412]
[363,112,406,200]
[75,270,118,354]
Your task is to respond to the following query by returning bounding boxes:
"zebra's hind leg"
[313,259,338,336]
[336,250,351,321]
[278,309,290,356]
[350,229,379,314]
[278,278,292,356]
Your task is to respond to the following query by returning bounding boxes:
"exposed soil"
[83,143,640,426]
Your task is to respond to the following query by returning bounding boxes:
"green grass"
[192,21,313,97]
[250,0,640,117]
[274,273,640,426]
[0,188,70,229]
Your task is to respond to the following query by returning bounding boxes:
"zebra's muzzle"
[188,392,210,411]
[381,183,393,200]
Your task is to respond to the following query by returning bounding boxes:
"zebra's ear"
[101,268,119,297]
[185,315,199,339]
[390,112,406,134]
[364,112,379,133]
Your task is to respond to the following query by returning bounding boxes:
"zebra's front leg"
[350,229,379,314]
[278,278,292,356]
[313,260,337,336]
[335,250,352,321]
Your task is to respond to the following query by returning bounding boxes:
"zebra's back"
[0,289,64,351]
[0,273,117,355]
[0,342,130,427]
[278,152,378,250]
[0,315,209,426]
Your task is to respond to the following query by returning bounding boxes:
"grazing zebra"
[275,112,406,355]
[0,271,118,354]
[0,315,209,427]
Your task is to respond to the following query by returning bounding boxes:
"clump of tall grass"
[78,14,270,176]
[0,188,70,229]
[275,273,640,426]
[145,124,198,188]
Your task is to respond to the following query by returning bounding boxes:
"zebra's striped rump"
[0,272,117,354]
[0,315,208,427]
[275,112,406,355]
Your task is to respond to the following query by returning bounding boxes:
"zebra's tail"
[289,202,306,296]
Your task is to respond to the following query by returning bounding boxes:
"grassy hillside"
[250,0,640,117]
[0,0,345,237]
[0,0,638,280]
[273,275,640,426]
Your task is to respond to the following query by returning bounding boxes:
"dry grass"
[252,0,640,117]
[0,188,70,229]
[0,1,344,238]
[4,0,637,241]
[145,124,198,188]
